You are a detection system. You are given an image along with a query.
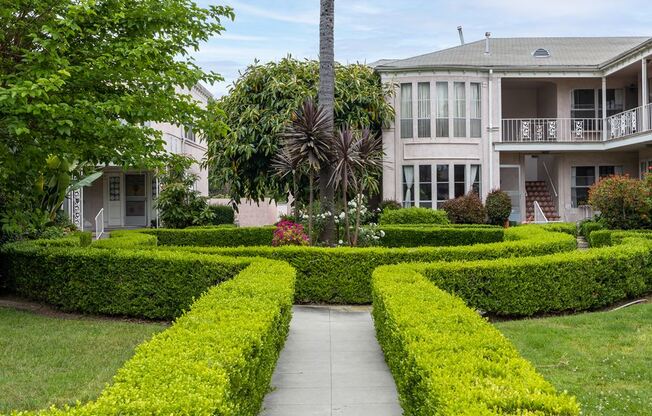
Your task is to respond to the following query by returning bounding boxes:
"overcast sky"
[194,0,652,97]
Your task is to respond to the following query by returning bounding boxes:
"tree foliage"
[0,0,232,233]
[206,57,395,204]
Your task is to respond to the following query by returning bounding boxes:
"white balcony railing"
[502,118,602,142]
[502,104,652,143]
[94,208,104,240]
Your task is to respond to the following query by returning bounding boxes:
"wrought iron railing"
[502,118,602,142]
[607,103,652,140]
[95,208,104,240]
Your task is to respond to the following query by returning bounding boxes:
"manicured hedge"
[379,207,450,225]
[92,230,158,249]
[0,242,249,319]
[417,238,652,316]
[172,226,576,304]
[372,265,580,415]
[379,225,503,247]
[140,226,274,247]
[207,204,235,225]
[16,259,295,416]
[538,222,577,236]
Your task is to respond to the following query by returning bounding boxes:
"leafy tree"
[589,175,651,229]
[205,57,394,207]
[0,0,232,234]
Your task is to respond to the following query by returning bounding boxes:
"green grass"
[496,303,652,416]
[0,307,166,412]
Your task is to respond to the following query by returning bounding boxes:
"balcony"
[500,104,652,148]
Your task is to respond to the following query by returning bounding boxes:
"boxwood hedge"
[372,265,580,415]
[12,259,295,416]
[379,224,504,247]
[140,226,274,247]
[379,207,450,225]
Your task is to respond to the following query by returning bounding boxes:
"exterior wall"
[209,198,288,227]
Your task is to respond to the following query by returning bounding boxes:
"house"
[67,84,212,232]
[375,35,652,222]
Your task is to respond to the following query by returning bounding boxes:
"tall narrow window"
[599,165,623,179]
[417,82,431,138]
[436,82,449,137]
[402,165,415,207]
[454,82,466,137]
[454,164,466,197]
[571,166,595,207]
[436,165,449,206]
[470,83,481,138]
[400,84,413,139]
[419,165,432,208]
[183,125,196,142]
[470,164,481,195]
[571,89,596,119]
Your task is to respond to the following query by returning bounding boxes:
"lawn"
[496,302,652,416]
[0,307,166,412]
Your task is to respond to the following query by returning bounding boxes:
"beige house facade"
[69,84,213,232]
[376,36,652,223]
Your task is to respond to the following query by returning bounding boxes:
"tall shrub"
[588,175,651,229]
[441,193,487,224]
[485,190,512,226]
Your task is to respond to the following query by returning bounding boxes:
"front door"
[500,165,522,223]
[125,174,147,226]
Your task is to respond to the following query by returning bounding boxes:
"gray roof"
[376,37,651,71]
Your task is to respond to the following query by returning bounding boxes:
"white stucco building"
[375,36,652,222]
[69,84,212,231]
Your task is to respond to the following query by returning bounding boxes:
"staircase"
[525,181,560,222]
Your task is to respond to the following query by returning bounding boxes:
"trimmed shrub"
[379,207,449,225]
[538,222,577,236]
[579,218,605,238]
[17,259,295,416]
[207,204,235,225]
[379,225,503,247]
[0,242,250,319]
[589,174,651,229]
[440,192,487,224]
[171,226,576,304]
[92,230,157,249]
[378,199,401,211]
[79,231,92,247]
[372,265,580,415]
[417,240,652,316]
[141,227,275,247]
[485,189,512,225]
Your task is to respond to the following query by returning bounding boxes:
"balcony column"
[643,59,649,130]
[602,77,607,141]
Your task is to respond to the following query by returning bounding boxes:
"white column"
[643,59,649,131]
[602,76,607,141]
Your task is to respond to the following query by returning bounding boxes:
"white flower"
[339,212,345,219]
[380,230,385,237]
[338,240,343,245]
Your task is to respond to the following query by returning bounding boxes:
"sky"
[193,0,652,97]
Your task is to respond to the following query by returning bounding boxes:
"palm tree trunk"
[318,0,336,244]
[343,169,350,245]
[309,174,314,245]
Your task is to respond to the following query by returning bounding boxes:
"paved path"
[261,305,401,416]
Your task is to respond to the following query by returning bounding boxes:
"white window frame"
[400,83,413,139]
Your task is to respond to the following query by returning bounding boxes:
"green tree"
[205,58,394,207]
[0,0,232,232]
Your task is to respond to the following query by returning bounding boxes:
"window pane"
[454,165,465,182]
[571,166,595,208]
[436,82,449,138]
[436,164,449,205]
[471,164,481,195]
[402,165,415,207]
[417,82,431,138]
[419,165,433,206]
[454,82,466,137]
[400,84,413,139]
[454,164,466,197]
[437,184,449,202]
[572,89,595,119]
[436,164,449,182]
[419,165,432,182]
[470,83,481,138]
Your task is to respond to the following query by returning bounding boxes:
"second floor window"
[470,83,481,138]
[454,82,466,137]
[572,89,624,119]
[183,125,196,142]
[400,84,413,138]
[436,82,449,137]
[417,82,431,138]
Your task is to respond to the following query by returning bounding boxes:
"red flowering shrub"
[589,175,651,229]
[272,220,309,246]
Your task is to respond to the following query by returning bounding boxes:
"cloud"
[228,0,318,25]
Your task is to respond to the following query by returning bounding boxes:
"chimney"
[484,32,491,55]
[457,26,465,45]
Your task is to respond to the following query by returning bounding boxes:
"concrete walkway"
[261,305,401,416]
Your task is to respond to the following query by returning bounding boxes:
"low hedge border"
[415,237,652,316]
[167,225,576,303]
[372,264,580,415]
[379,207,450,225]
[140,226,275,247]
[0,242,251,319]
[14,259,295,416]
[92,230,158,249]
[379,225,504,247]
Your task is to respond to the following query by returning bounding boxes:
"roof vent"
[533,48,551,58]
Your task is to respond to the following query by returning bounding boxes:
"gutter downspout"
[488,69,494,191]
[602,77,608,141]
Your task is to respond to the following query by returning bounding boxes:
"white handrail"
[542,162,558,197]
[94,208,104,240]
[533,201,549,224]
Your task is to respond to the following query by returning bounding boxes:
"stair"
[525,181,560,222]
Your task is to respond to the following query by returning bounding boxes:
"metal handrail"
[533,200,548,224]
[94,208,104,240]
[542,162,558,197]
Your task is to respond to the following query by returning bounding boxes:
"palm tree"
[318,0,336,244]
[281,99,332,243]
[271,146,303,220]
[352,129,383,245]
[329,127,359,244]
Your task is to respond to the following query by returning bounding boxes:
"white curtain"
[401,84,413,118]
[437,82,448,117]
[403,166,414,206]
[418,83,430,119]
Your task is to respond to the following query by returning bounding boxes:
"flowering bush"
[272,220,309,246]
[589,175,651,229]
[357,223,385,247]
